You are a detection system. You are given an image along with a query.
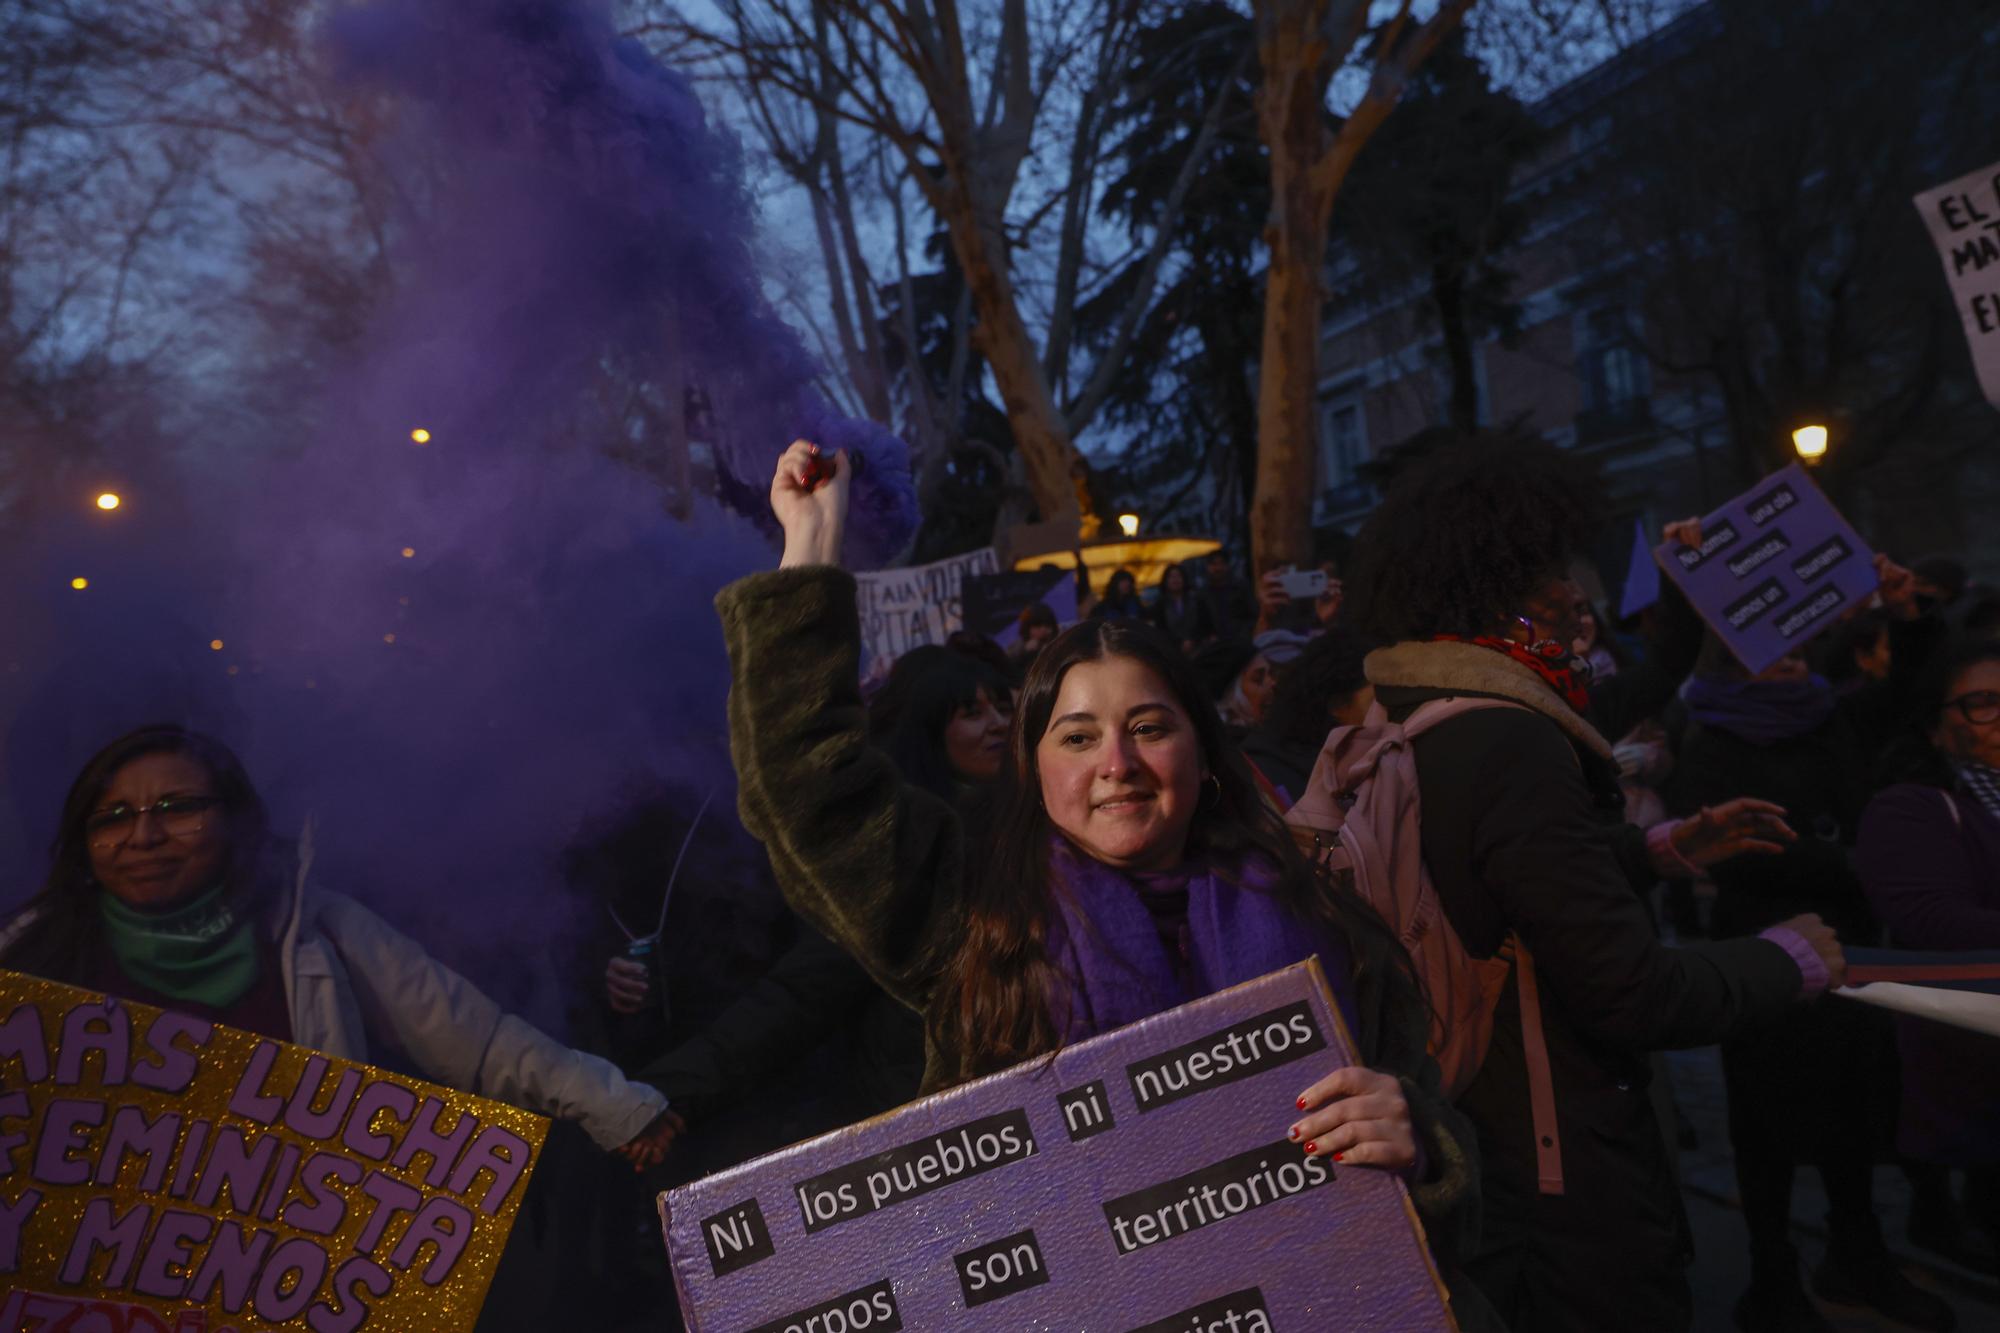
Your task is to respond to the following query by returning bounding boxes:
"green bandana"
[96,884,259,1008]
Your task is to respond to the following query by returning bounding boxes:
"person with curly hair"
[1345,431,1844,1333]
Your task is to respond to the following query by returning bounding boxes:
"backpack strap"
[1512,941,1565,1195]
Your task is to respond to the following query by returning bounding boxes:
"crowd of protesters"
[5,427,1997,1333]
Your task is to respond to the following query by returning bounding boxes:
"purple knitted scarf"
[1041,836,1359,1045]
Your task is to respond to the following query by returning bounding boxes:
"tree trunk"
[1434,261,1480,432]
[940,187,1089,534]
[1249,0,1474,572]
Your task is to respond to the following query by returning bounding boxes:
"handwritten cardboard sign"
[1915,159,2000,408]
[854,548,1000,674]
[0,969,546,1333]
[660,960,1458,1332]
[1653,462,1877,674]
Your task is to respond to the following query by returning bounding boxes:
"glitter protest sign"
[0,969,546,1333]
[1653,462,1878,675]
[660,960,1459,1332]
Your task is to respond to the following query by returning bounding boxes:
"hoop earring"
[1201,773,1223,809]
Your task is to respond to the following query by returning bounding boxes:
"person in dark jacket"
[1200,548,1257,641]
[1346,434,1843,1333]
[1242,626,1375,808]
[1148,562,1214,652]
[713,440,1506,1331]
[1858,639,2000,1272]
[1090,567,1146,620]
[1675,637,1951,1332]
[612,647,1015,1128]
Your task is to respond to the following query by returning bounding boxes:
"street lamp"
[1117,512,1141,538]
[1791,424,1828,464]
[95,492,121,511]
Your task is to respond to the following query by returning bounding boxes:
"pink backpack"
[1284,697,1565,1195]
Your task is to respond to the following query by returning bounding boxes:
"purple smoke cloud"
[0,0,917,1016]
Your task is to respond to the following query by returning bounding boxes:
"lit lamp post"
[1117,512,1140,538]
[1791,423,1829,465]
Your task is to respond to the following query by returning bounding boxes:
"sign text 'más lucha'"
[0,969,547,1333]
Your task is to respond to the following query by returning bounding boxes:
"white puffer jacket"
[1,828,666,1150]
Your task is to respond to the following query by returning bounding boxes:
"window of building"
[1582,306,1647,410]
[1319,394,1367,490]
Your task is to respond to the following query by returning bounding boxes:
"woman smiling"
[714,441,1498,1329]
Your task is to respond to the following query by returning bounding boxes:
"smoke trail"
[0,0,917,1017]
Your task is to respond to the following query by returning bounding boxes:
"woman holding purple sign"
[714,442,1501,1330]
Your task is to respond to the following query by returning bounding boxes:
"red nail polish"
[1288,1127,1300,1140]
[1332,1152,1344,1162]
[1303,1142,1317,1154]
[1296,1096,1308,1110]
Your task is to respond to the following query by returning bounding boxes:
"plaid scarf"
[1433,634,1592,714]
[1959,760,2000,823]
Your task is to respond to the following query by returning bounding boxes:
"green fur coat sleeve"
[716,567,966,1022]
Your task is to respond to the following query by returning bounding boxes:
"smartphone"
[1277,568,1329,599]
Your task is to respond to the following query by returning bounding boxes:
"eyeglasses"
[85,795,224,851]
[1945,691,2000,726]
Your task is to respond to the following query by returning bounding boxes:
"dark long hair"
[1,725,272,980]
[932,617,1414,1078]
[868,647,1013,801]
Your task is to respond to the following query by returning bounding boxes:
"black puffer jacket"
[1366,640,1807,1333]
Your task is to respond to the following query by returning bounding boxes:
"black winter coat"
[1366,640,1807,1333]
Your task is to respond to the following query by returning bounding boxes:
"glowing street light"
[96,492,121,511]
[210,639,225,651]
[410,428,431,445]
[1791,424,1829,464]
[1117,512,1141,538]
[70,577,89,591]
[400,547,415,559]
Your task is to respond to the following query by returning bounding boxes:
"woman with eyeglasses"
[1345,434,1841,1333]
[1858,640,2000,1275]
[0,724,681,1170]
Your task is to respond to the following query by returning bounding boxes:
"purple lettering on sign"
[32,1098,105,1187]
[0,1004,49,1083]
[55,1000,130,1086]
[0,1187,41,1273]
[132,1012,211,1093]
[58,1196,150,1287]
[186,1219,275,1312]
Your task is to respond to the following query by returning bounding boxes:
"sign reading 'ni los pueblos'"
[1653,462,1879,675]
[0,968,546,1333]
[659,960,1459,1332]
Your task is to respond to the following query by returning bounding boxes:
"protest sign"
[1836,948,2000,1040]
[1652,462,1877,675]
[0,968,545,1333]
[1914,159,2000,408]
[854,549,1000,672]
[660,960,1459,1332]
[961,568,1080,648]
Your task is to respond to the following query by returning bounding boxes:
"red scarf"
[1434,634,1592,713]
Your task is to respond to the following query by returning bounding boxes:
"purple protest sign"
[660,960,1459,1332]
[1653,463,1877,675]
